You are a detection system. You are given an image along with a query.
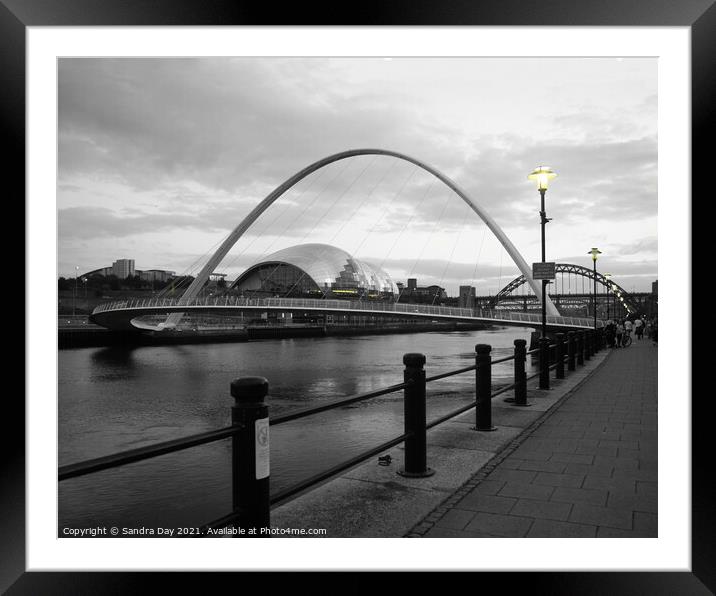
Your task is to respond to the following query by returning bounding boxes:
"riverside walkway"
[270,335,659,538]
[408,337,657,538]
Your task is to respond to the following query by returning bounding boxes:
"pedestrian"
[605,319,616,348]
[615,320,624,347]
[634,317,644,340]
[651,318,658,345]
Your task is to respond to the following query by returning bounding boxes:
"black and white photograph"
[7,7,706,587]
[56,54,659,539]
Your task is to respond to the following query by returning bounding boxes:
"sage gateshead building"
[230,243,398,300]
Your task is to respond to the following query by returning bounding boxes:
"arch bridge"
[488,263,643,314]
[162,147,561,329]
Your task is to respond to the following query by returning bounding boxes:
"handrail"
[58,425,241,481]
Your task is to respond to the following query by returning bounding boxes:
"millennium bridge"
[90,295,602,332]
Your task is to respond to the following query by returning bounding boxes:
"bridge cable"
[277,156,382,299]
[351,160,416,260]
[219,163,332,283]
[254,157,376,296]
[432,199,470,305]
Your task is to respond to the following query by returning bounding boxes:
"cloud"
[57,58,658,290]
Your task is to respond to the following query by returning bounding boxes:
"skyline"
[58,57,658,295]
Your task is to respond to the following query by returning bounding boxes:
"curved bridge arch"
[165,148,558,328]
[489,263,640,313]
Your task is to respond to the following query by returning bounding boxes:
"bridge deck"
[91,296,602,332]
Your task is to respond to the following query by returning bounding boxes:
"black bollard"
[230,376,270,537]
[584,331,592,361]
[474,344,496,430]
[538,337,550,390]
[567,331,576,371]
[555,333,565,379]
[577,332,585,366]
[509,339,530,406]
[398,353,435,477]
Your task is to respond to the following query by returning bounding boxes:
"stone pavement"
[410,337,657,538]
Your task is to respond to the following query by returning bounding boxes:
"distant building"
[139,269,176,283]
[652,280,658,295]
[458,285,476,308]
[112,259,135,279]
[407,278,417,290]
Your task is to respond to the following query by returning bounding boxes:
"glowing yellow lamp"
[588,247,602,261]
[528,166,557,191]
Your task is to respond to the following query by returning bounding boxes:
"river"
[58,326,535,531]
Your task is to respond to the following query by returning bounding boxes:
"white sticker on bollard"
[255,418,270,479]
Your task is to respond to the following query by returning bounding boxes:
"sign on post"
[532,262,556,280]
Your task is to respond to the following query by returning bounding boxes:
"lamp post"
[588,248,601,329]
[528,166,557,339]
[604,273,612,319]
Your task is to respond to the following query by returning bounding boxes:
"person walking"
[605,319,616,348]
[615,320,624,348]
[624,318,633,337]
[634,317,644,340]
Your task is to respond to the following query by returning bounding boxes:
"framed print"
[7,0,712,592]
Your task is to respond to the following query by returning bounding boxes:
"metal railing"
[91,296,602,329]
[58,327,605,536]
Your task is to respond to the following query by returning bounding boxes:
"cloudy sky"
[58,57,657,295]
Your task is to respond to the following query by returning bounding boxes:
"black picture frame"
[6,1,711,593]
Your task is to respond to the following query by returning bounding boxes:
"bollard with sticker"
[231,376,270,536]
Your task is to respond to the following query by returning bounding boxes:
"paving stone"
[533,471,585,488]
[463,512,533,537]
[498,481,555,501]
[435,508,476,530]
[569,504,633,529]
[515,459,567,474]
[607,491,657,514]
[487,468,537,484]
[636,481,658,498]
[511,498,572,521]
[633,511,658,535]
[563,462,614,477]
[457,493,517,514]
[597,526,655,538]
[551,486,608,506]
[424,526,473,538]
[582,475,637,493]
[527,519,597,538]
[550,452,594,465]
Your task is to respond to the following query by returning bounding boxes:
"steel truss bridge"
[486,263,652,316]
[90,296,602,332]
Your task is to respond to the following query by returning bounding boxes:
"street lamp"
[528,166,557,339]
[604,273,612,320]
[588,248,601,328]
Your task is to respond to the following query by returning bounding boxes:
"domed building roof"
[231,243,398,296]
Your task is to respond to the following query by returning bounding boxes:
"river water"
[58,326,535,531]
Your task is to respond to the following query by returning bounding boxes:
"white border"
[28,26,690,571]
